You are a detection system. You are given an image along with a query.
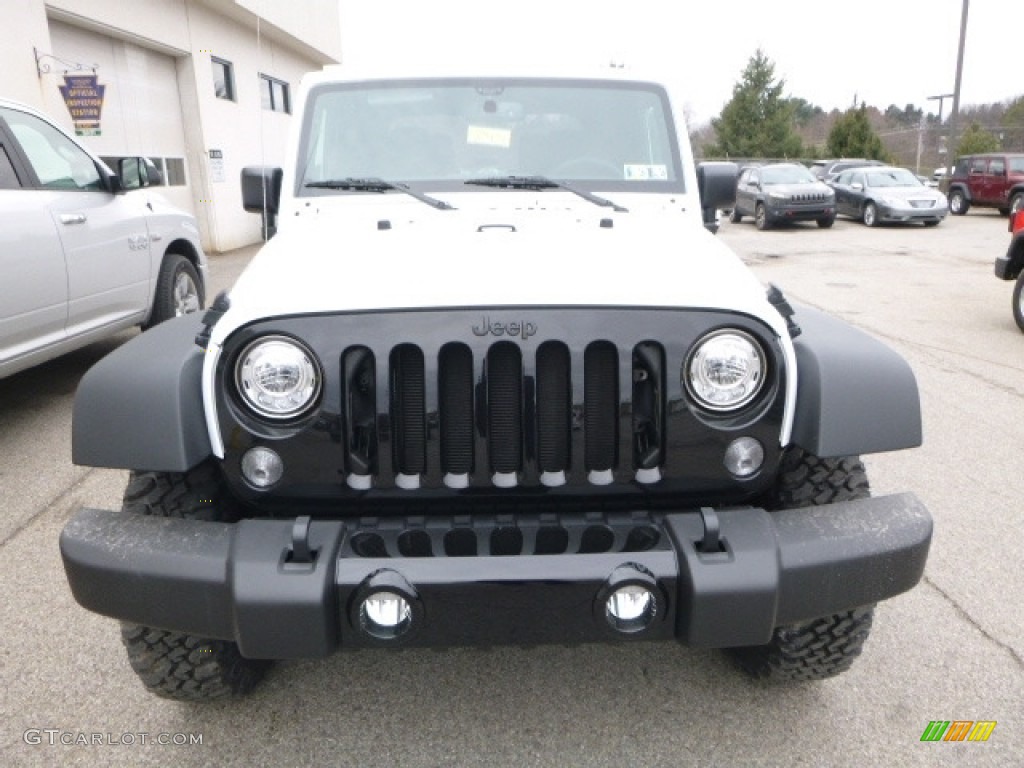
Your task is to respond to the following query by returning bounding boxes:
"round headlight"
[235,336,321,419]
[685,330,765,412]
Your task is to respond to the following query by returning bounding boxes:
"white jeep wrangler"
[61,66,931,700]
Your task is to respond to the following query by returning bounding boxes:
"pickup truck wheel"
[1013,273,1024,333]
[729,448,875,682]
[119,464,271,700]
[144,253,203,330]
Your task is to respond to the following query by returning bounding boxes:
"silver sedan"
[830,166,949,226]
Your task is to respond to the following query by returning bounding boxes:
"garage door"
[47,19,194,216]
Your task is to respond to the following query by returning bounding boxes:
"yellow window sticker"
[624,164,668,180]
[467,125,512,148]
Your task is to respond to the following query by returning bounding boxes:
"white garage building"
[5,0,341,252]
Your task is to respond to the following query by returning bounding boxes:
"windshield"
[761,165,815,185]
[297,78,682,194]
[866,169,921,187]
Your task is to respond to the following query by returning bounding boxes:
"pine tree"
[705,49,802,159]
[827,104,888,160]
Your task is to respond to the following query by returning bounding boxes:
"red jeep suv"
[944,153,1024,216]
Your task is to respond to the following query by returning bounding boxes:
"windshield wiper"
[464,175,628,213]
[305,177,455,211]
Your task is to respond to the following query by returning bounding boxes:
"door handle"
[60,213,88,225]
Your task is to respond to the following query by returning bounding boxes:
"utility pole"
[928,93,954,173]
[947,0,970,171]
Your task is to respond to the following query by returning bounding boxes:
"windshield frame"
[294,77,686,198]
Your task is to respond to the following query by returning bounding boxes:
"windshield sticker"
[467,125,512,148]
[625,164,668,180]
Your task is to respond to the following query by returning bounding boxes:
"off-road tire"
[729,208,742,223]
[816,216,835,229]
[1010,192,1024,218]
[122,625,269,701]
[729,447,875,682]
[1013,272,1024,333]
[948,188,969,215]
[144,253,203,330]
[119,463,270,700]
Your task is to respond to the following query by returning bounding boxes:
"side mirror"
[241,166,283,240]
[241,166,283,215]
[696,161,738,234]
[117,157,162,191]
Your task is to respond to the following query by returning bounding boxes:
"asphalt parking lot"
[1,212,1021,767]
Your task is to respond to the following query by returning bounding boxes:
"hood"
[213,194,785,343]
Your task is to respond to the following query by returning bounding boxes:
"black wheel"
[949,189,969,215]
[729,208,742,224]
[755,203,769,230]
[145,253,203,330]
[1013,272,1024,333]
[729,447,875,682]
[923,220,940,227]
[862,202,878,227]
[119,464,271,700]
[816,215,835,229]
[1010,192,1024,218]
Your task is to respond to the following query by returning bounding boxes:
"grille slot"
[438,343,475,476]
[390,344,426,475]
[342,347,378,477]
[486,342,523,475]
[583,341,619,473]
[632,342,665,471]
[536,341,572,473]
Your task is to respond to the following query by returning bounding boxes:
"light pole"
[927,93,954,173]
[947,0,970,172]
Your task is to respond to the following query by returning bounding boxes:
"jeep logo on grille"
[472,316,537,340]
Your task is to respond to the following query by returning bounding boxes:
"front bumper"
[877,203,947,223]
[61,494,931,659]
[765,203,835,223]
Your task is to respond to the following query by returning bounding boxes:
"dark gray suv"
[730,163,836,230]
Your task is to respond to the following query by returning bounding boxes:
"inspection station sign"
[59,74,106,136]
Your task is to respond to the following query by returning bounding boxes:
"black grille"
[339,339,667,488]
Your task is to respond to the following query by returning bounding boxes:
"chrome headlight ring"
[684,329,766,413]
[234,335,322,420]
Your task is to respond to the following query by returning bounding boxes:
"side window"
[969,157,987,174]
[212,57,235,101]
[1,107,101,191]
[989,158,1006,176]
[836,171,850,185]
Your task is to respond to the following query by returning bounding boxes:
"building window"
[212,57,235,101]
[260,74,290,114]
[164,157,187,186]
[100,156,186,187]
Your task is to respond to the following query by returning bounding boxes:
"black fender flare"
[72,315,212,471]
[789,306,922,458]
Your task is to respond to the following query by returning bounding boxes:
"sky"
[337,0,1023,126]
